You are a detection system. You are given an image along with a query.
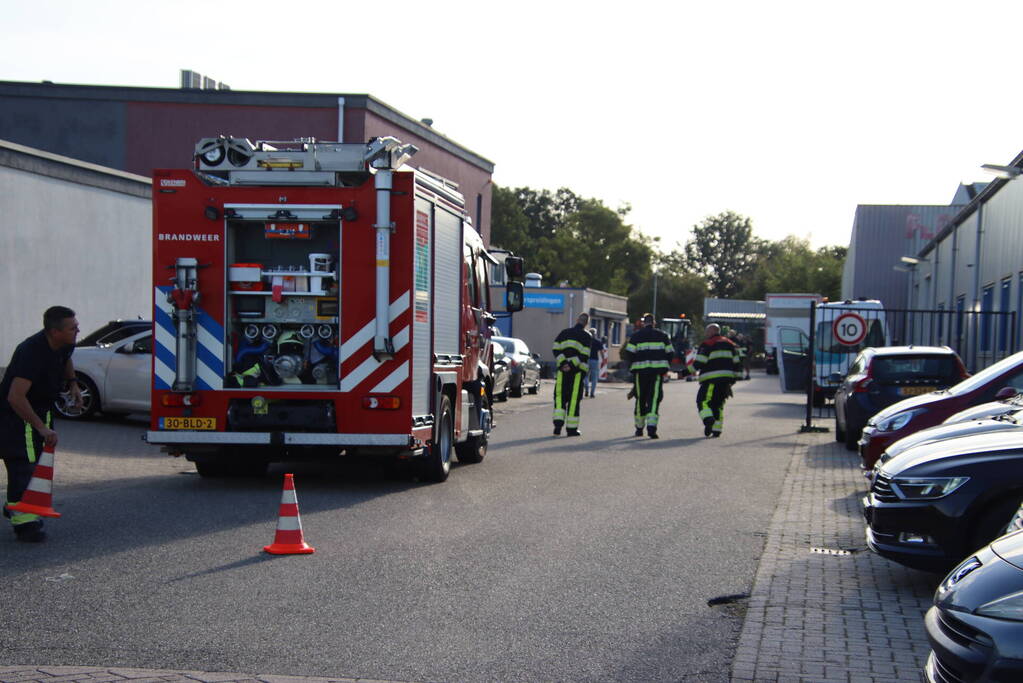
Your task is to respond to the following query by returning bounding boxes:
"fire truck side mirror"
[506,282,524,313]
[504,256,525,280]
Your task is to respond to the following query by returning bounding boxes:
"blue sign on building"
[524,292,565,310]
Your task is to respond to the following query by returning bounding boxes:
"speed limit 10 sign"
[832,312,868,346]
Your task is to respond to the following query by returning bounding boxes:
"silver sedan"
[54,320,152,419]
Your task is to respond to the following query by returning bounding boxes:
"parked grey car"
[492,336,541,397]
[54,320,152,419]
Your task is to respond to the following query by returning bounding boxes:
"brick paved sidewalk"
[731,430,939,682]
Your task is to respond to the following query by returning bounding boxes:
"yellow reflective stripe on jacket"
[554,338,589,355]
[24,421,36,465]
[699,369,737,382]
[708,349,736,360]
[630,360,670,370]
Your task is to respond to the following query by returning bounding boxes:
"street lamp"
[651,268,659,320]
[981,163,1023,179]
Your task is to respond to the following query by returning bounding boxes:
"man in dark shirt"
[1,306,81,542]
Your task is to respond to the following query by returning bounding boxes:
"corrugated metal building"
[841,203,965,308]
[702,297,766,339]
[908,152,1023,367]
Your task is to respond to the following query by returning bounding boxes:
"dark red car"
[859,350,1023,471]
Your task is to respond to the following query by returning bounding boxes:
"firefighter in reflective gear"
[622,313,673,439]
[552,313,592,436]
[693,323,741,438]
[1,306,81,543]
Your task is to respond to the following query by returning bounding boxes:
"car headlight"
[976,589,1023,621]
[890,476,969,500]
[875,409,924,432]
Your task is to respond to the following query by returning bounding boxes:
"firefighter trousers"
[696,379,731,434]
[632,371,665,430]
[1,412,50,532]
[553,369,584,431]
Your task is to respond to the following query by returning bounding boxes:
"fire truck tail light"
[162,393,201,407]
[363,396,401,410]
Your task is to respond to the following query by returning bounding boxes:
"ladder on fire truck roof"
[194,135,418,186]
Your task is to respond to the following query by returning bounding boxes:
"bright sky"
[5,0,1022,251]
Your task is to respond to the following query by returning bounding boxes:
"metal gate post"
[800,301,826,433]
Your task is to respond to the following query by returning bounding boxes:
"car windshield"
[495,339,515,354]
[949,351,1023,394]
[871,355,959,383]
[78,322,150,347]
[514,340,530,355]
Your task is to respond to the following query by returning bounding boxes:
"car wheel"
[528,377,539,394]
[455,432,487,465]
[970,495,1023,551]
[421,395,452,482]
[834,414,846,442]
[53,373,99,419]
[497,385,509,402]
[844,420,860,451]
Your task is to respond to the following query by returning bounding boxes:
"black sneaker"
[14,522,46,543]
[553,426,562,436]
[566,429,581,437]
[711,431,721,438]
[704,423,714,437]
[634,428,644,437]
[647,430,659,439]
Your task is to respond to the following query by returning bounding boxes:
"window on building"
[609,321,621,346]
[955,296,965,349]
[1000,278,1012,353]
[981,285,994,352]
[1018,272,1023,350]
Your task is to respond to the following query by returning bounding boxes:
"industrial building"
[0,140,151,360]
[0,77,494,361]
[905,152,1023,369]
[488,269,629,372]
[841,202,967,309]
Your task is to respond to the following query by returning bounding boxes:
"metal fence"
[798,304,1018,431]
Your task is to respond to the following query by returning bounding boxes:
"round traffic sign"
[832,312,868,346]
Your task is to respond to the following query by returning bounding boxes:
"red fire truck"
[145,135,523,482]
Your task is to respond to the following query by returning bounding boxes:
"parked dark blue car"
[833,346,968,451]
[925,530,1023,681]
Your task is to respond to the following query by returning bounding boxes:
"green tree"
[491,185,654,298]
[629,268,708,325]
[683,211,764,298]
[739,236,845,300]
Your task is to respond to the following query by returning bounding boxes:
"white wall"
[0,166,150,362]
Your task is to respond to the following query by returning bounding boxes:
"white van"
[813,299,889,404]
[773,299,889,402]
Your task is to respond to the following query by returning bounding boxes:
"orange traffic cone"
[263,473,314,555]
[6,444,61,518]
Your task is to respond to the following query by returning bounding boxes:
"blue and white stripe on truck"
[153,286,225,390]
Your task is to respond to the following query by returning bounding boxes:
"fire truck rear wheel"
[455,432,487,464]
[422,395,453,483]
[193,452,268,478]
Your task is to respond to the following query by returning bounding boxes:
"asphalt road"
[0,374,803,682]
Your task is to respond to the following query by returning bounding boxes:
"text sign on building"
[524,292,565,310]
